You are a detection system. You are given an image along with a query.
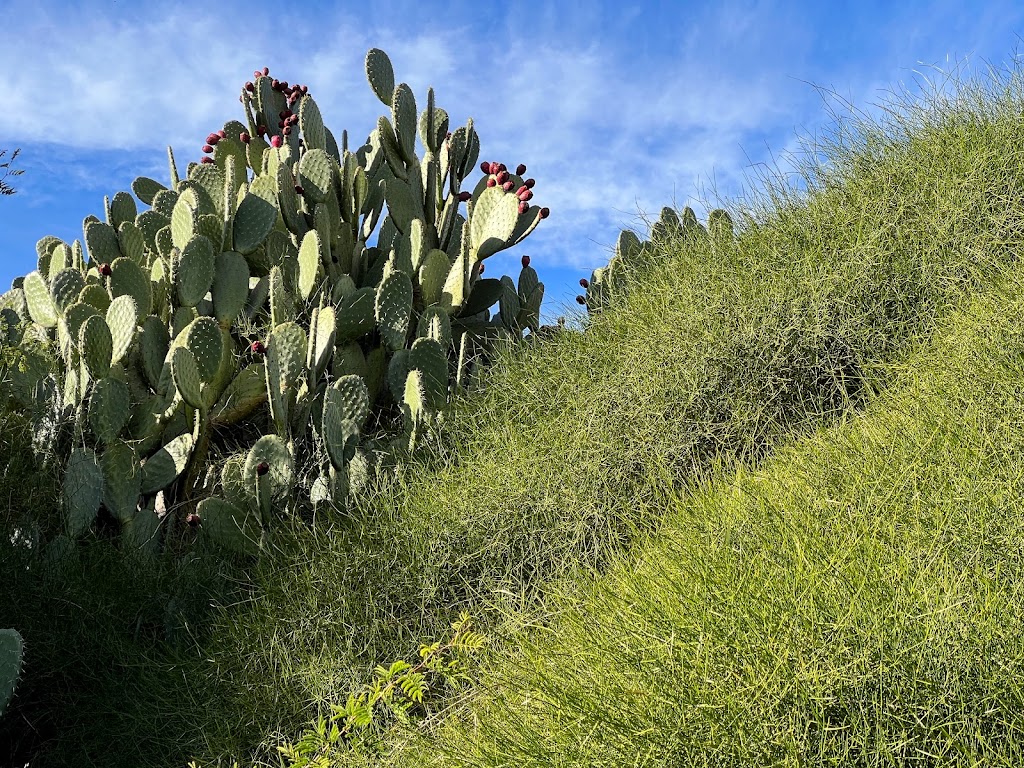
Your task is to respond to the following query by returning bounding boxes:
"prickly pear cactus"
[577,206,733,314]
[0,628,23,717]
[1,48,552,556]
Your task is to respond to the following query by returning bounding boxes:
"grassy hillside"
[385,255,1024,767]
[5,61,1024,766]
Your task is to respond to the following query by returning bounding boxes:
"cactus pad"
[298,148,334,204]
[243,434,294,498]
[470,185,520,260]
[89,376,131,444]
[212,250,251,325]
[131,176,167,206]
[233,191,278,255]
[391,83,418,163]
[140,433,195,494]
[64,447,104,537]
[197,497,261,556]
[79,314,113,379]
[177,235,216,307]
[106,295,138,366]
[85,220,122,265]
[23,271,58,328]
[50,268,85,313]
[0,629,24,717]
[418,249,451,307]
[409,337,448,410]
[375,270,412,350]
[171,346,204,410]
[100,440,141,523]
[109,257,152,316]
[365,48,396,106]
[183,317,224,383]
[211,364,266,425]
[297,230,321,301]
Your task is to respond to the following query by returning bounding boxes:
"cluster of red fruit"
[575,278,589,304]
[478,161,550,219]
[199,67,310,163]
[245,66,309,108]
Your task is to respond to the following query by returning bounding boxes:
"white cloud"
[8,0,1014,282]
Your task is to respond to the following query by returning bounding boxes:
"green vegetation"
[5,56,1024,767]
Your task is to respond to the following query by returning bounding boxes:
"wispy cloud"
[4,0,1024,293]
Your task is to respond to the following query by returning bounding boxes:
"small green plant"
[0,148,24,196]
[275,612,484,767]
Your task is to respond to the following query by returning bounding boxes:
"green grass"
[384,253,1024,767]
[6,59,1024,766]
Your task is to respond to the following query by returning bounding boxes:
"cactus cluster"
[0,48,550,555]
[0,629,23,718]
[577,206,733,313]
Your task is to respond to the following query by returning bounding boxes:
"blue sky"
[3,0,1024,322]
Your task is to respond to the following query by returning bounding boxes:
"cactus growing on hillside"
[578,206,733,313]
[0,48,550,555]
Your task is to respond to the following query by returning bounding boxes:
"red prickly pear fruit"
[301,84,308,94]
[576,295,586,305]
[262,66,270,76]
[480,161,490,174]
[202,144,214,154]
[539,207,550,219]
[458,191,472,202]
[521,255,531,268]
[280,110,291,119]
[99,263,112,277]
[516,185,528,195]
[217,130,226,138]
[289,114,299,125]
[278,120,285,129]
[206,133,220,145]
[283,125,292,136]
[497,163,507,172]
[488,161,500,175]
[257,125,267,136]
[272,78,280,89]
[256,461,270,476]
[579,278,589,288]
[294,184,304,195]
[245,81,255,92]
[496,170,509,184]
[186,512,200,527]
[516,163,527,175]
[271,135,283,148]
[525,178,536,188]
[518,190,534,202]
[254,70,262,79]
[502,181,514,192]
[240,131,250,143]
[478,263,485,275]
[486,177,497,188]
[251,340,266,354]
[518,201,529,215]
[200,157,214,164]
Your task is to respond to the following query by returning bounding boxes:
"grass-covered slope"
[388,259,1024,767]
[180,66,1024,765]
[6,63,1024,766]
